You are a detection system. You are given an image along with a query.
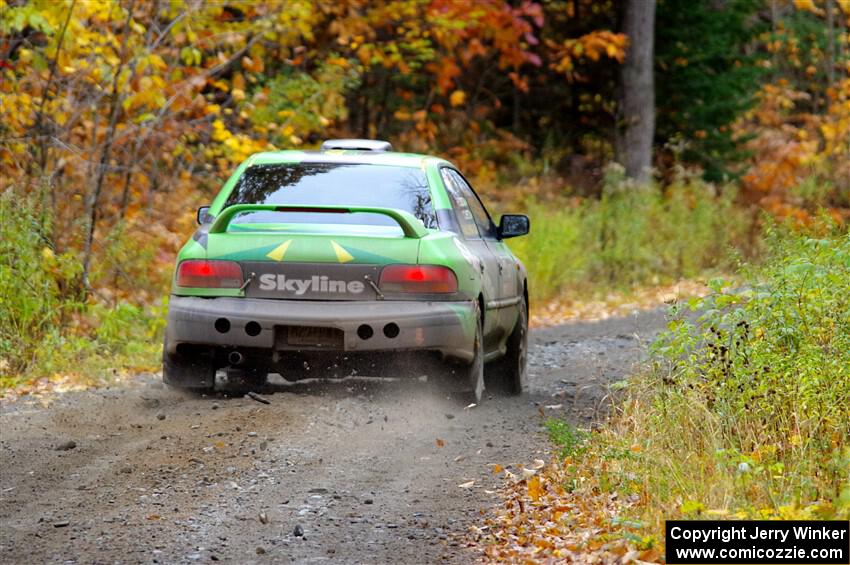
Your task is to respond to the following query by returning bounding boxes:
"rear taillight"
[176,260,243,288]
[379,265,458,294]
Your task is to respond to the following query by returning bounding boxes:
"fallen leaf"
[528,475,543,501]
[436,438,445,448]
[492,464,503,474]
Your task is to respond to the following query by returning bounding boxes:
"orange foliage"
[734,0,850,225]
[549,30,628,82]
[736,77,850,225]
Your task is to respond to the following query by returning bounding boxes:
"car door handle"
[498,263,504,273]
[479,261,485,274]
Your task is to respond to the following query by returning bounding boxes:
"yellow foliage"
[449,89,466,107]
[211,119,230,142]
[793,0,824,14]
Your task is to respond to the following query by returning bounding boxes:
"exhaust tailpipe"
[228,350,244,366]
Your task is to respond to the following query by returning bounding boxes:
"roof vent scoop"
[320,139,393,152]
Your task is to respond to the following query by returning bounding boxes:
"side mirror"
[498,214,529,239]
[197,206,212,225]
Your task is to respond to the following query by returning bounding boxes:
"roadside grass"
[621,226,850,521]
[484,226,849,562]
[0,191,164,393]
[506,173,753,305]
[613,226,850,521]
[545,418,589,459]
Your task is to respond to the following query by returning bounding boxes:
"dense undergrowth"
[537,227,849,557]
[638,227,850,517]
[0,191,164,390]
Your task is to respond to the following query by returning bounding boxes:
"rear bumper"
[165,296,477,362]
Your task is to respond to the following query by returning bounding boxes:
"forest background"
[2,1,849,559]
[0,0,847,392]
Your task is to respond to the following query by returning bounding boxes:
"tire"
[162,340,215,393]
[466,303,485,403]
[487,295,528,395]
[222,368,268,393]
[276,353,312,382]
[434,301,484,404]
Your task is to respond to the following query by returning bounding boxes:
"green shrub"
[0,190,77,377]
[0,190,162,389]
[604,226,850,519]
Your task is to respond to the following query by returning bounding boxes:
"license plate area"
[277,326,344,349]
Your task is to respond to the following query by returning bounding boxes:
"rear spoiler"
[207,204,428,239]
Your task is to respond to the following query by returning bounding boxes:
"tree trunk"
[615,0,656,183]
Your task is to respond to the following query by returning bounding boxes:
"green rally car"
[163,139,530,402]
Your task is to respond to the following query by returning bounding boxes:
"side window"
[450,170,497,239]
[441,168,480,239]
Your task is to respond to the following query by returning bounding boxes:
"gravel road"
[0,308,669,564]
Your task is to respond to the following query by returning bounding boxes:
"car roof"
[244,150,452,169]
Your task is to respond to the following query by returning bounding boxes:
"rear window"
[223,163,437,232]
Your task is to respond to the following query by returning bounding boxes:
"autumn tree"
[735,0,850,220]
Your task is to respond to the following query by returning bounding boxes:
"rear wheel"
[276,353,313,382]
[466,305,485,403]
[487,295,528,395]
[434,302,484,404]
[162,340,215,393]
[223,368,268,393]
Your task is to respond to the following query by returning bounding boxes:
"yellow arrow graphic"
[266,240,293,261]
[330,240,354,263]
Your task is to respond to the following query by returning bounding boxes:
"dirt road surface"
[0,309,669,564]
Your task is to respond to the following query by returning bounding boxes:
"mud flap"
[162,342,215,390]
